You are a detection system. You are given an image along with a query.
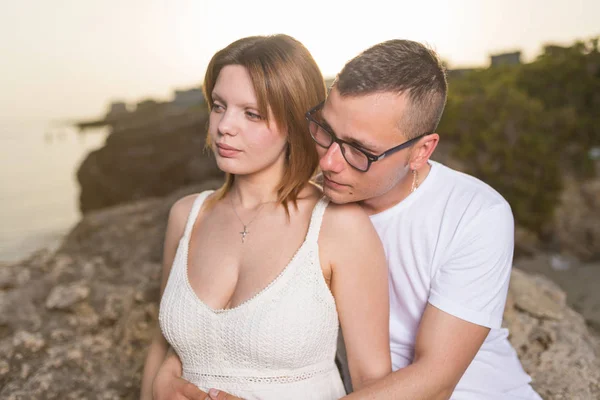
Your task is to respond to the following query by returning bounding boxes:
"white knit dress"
[159,191,346,399]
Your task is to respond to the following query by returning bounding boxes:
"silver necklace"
[229,195,269,243]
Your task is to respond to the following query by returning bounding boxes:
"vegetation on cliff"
[439,37,600,236]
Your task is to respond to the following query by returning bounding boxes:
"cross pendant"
[240,226,249,243]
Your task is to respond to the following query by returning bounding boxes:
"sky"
[0,0,598,122]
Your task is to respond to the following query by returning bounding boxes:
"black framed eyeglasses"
[305,101,431,172]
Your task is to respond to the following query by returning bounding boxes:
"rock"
[16,269,31,286]
[66,348,83,362]
[81,260,96,280]
[53,253,74,270]
[0,267,30,291]
[76,109,223,214]
[26,371,53,393]
[504,269,600,399]
[50,329,73,342]
[102,292,128,322]
[134,290,145,303]
[12,331,45,353]
[20,363,31,379]
[0,359,9,375]
[0,268,14,290]
[514,254,600,344]
[1,182,597,399]
[514,226,542,258]
[553,176,600,261]
[73,302,100,329]
[45,282,90,311]
[509,269,565,320]
[582,179,600,209]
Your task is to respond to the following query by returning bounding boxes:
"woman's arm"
[152,348,208,400]
[139,195,197,400]
[321,203,392,390]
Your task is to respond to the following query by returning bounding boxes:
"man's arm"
[345,201,514,399]
[343,303,489,400]
[208,305,488,400]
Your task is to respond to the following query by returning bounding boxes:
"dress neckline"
[182,193,327,315]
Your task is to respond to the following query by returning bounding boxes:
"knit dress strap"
[183,190,215,239]
[304,196,330,244]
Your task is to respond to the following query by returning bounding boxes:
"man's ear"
[410,133,439,170]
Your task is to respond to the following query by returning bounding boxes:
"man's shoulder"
[431,161,510,213]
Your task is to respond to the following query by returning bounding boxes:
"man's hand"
[207,388,244,400]
[152,369,208,400]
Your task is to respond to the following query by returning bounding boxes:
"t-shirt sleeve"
[428,202,514,329]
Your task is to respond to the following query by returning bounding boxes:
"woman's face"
[208,65,288,177]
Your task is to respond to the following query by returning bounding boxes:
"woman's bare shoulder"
[318,201,378,258]
[323,201,371,231]
[167,191,215,236]
[169,194,197,223]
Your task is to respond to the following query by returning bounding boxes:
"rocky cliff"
[76,108,223,213]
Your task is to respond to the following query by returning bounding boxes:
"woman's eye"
[246,111,263,120]
[212,103,224,112]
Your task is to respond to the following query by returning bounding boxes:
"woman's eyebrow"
[211,92,259,109]
[211,92,224,103]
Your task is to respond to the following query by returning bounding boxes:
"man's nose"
[319,142,345,173]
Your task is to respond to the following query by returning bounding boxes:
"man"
[152,40,541,400]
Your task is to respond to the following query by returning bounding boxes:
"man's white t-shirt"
[369,161,541,399]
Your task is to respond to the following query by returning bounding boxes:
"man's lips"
[323,175,348,187]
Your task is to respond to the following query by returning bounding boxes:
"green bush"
[518,38,600,177]
[440,69,564,235]
[438,37,599,235]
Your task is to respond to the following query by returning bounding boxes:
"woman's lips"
[216,143,241,158]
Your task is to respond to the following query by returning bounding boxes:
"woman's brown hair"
[203,34,326,213]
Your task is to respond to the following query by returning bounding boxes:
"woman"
[140,34,390,400]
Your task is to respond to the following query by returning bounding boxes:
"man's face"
[316,88,413,205]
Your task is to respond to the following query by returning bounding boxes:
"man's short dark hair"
[333,40,447,139]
